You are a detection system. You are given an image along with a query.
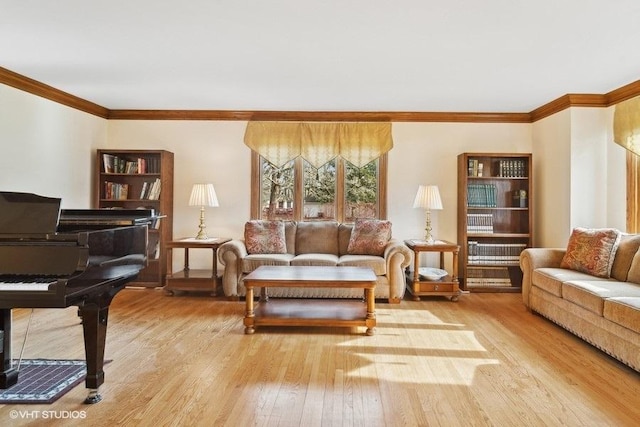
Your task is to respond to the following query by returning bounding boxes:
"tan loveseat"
[218,220,413,303]
[520,229,640,372]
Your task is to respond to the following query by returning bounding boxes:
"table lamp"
[413,185,443,244]
[189,183,219,239]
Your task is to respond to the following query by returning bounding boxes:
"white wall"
[532,109,573,247]
[107,120,251,241]
[532,107,627,248]
[0,85,107,208]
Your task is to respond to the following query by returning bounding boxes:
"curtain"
[614,95,640,155]
[244,121,393,168]
[243,122,301,167]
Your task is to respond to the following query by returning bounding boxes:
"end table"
[164,237,231,296]
[404,239,462,302]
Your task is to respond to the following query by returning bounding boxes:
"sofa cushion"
[338,223,353,256]
[338,254,386,276]
[610,233,640,282]
[244,220,287,254]
[562,280,640,316]
[295,221,339,255]
[531,268,607,297]
[347,219,392,256]
[624,250,640,285]
[603,297,640,334]
[290,253,339,266]
[242,253,294,273]
[284,221,298,255]
[560,227,621,278]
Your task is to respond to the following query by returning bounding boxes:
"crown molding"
[529,94,607,122]
[605,79,640,105]
[3,66,640,123]
[0,67,109,118]
[107,109,531,123]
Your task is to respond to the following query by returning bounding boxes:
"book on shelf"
[103,181,129,200]
[467,242,527,265]
[102,154,116,173]
[467,159,484,177]
[467,184,497,207]
[139,178,162,200]
[102,154,160,174]
[497,159,527,177]
[465,266,512,287]
[467,213,494,233]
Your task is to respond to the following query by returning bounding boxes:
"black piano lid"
[0,191,61,238]
[59,208,159,225]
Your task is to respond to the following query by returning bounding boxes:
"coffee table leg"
[365,287,376,336]
[244,286,255,334]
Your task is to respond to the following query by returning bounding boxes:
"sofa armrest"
[520,248,565,308]
[383,239,414,303]
[218,240,248,297]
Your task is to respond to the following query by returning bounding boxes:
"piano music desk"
[164,237,231,296]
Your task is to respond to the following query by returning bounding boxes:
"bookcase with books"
[457,153,533,292]
[95,149,174,287]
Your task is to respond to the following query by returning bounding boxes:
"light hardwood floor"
[0,289,639,426]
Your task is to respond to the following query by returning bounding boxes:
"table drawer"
[413,282,456,293]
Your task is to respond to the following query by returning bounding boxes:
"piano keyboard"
[0,276,56,291]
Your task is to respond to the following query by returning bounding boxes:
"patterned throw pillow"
[244,220,287,254]
[347,219,392,256]
[560,227,622,278]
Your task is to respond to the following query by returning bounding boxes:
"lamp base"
[424,209,436,244]
[195,207,208,240]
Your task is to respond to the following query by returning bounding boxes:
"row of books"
[467,213,494,233]
[465,267,512,287]
[102,154,161,174]
[140,178,162,200]
[103,178,161,200]
[467,242,527,265]
[497,159,527,177]
[467,184,497,207]
[103,182,129,200]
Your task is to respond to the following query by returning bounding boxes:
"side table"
[404,239,462,301]
[164,237,231,296]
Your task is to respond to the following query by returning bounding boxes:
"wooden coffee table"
[243,266,377,335]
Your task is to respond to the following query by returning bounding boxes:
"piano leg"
[78,302,109,404]
[0,309,19,388]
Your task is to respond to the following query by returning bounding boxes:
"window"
[251,152,387,222]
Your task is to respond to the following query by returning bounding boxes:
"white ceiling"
[2,0,640,113]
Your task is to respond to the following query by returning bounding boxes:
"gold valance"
[244,121,393,168]
[614,96,640,156]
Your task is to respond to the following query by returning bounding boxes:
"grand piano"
[0,191,156,403]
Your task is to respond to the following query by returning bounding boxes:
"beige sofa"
[218,220,413,303]
[520,232,640,372]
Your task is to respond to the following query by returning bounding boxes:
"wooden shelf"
[95,149,174,288]
[457,153,533,292]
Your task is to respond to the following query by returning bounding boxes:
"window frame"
[627,151,640,233]
[250,151,387,222]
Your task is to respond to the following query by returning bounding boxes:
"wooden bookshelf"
[95,149,174,287]
[457,153,533,292]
